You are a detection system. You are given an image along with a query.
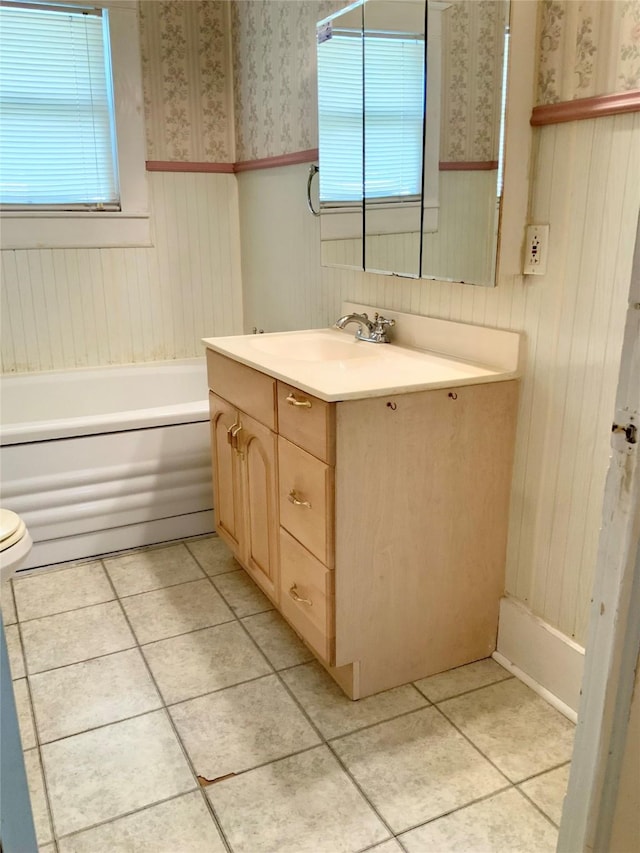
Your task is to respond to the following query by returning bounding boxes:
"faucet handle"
[373,313,395,329]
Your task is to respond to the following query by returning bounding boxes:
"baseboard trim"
[496,595,584,718]
[16,511,214,574]
[493,651,577,723]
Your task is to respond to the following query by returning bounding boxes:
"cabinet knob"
[286,393,311,408]
[289,584,312,606]
[288,490,311,509]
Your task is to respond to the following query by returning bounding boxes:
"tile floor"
[2,535,575,853]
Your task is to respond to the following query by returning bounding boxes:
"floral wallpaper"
[136,0,640,166]
[537,0,640,105]
[440,0,508,162]
[139,0,234,162]
[230,0,340,161]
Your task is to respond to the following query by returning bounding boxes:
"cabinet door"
[237,412,279,602]
[208,392,243,554]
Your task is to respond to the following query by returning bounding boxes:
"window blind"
[317,32,363,204]
[0,3,120,208]
[317,30,424,205]
[363,35,424,200]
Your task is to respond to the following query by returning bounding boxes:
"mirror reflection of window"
[363,32,424,202]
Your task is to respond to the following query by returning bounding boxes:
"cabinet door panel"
[208,393,242,552]
[239,412,279,601]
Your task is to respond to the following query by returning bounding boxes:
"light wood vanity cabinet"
[206,348,519,700]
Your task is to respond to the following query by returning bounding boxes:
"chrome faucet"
[335,311,396,344]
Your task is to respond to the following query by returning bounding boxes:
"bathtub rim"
[1,357,210,446]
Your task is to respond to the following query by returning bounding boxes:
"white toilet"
[0,509,32,582]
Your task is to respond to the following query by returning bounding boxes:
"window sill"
[320,203,439,241]
[0,212,152,250]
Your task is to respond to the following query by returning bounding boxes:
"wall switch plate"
[523,224,549,275]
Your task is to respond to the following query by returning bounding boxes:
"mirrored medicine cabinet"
[316,0,524,287]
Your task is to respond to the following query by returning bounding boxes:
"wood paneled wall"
[0,172,243,373]
[238,111,640,644]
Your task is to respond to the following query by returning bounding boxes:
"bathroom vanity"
[203,305,520,699]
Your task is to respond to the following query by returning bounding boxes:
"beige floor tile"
[171,674,320,779]
[30,648,162,743]
[331,707,507,833]
[24,748,53,846]
[414,658,512,703]
[57,792,226,853]
[439,679,575,782]
[13,562,113,622]
[121,579,234,644]
[5,623,25,678]
[399,788,558,852]
[242,610,314,670]
[518,763,571,826]
[282,661,428,739]
[186,535,240,577]
[207,746,389,853]
[41,710,196,837]
[211,570,273,617]
[14,677,37,749]
[104,544,204,597]
[142,621,272,704]
[2,581,17,624]
[20,601,135,675]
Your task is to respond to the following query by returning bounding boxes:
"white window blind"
[364,34,424,200]
[317,31,363,205]
[0,3,120,208]
[317,30,424,205]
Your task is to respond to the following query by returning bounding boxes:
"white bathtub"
[0,359,214,572]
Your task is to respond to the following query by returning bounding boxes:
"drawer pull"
[288,490,311,509]
[286,393,312,409]
[289,584,312,606]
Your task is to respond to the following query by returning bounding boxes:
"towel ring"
[307,164,320,216]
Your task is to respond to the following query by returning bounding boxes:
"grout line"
[21,672,57,847]
[52,790,203,843]
[117,574,216,601]
[390,782,515,841]
[431,703,513,783]
[15,595,119,626]
[132,614,238,647]
[163,671,278,711]
[515,759,572,785]
[23,642,138,679]
[513,785,561,830]
[422,672,515,704]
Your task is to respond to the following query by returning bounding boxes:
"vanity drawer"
[280,528,333,663]
[206,350,275,430]
[277,382,335,464]
[278,436,334,566]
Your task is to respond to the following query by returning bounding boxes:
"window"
[0,0,149,249]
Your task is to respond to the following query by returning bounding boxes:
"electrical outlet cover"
[523,224,549,275]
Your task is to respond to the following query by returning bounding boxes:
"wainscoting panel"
[0,172,243,373]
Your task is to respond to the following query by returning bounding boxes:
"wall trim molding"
[496,595,585,717]
[531,90,640,126]
[146,153,502,175]
[234,149,319,172]
[146,161,235,173]
[439,160,498,171]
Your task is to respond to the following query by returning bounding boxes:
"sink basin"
[249,330,377,362]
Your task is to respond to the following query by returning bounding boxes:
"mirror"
[316,0,510,286]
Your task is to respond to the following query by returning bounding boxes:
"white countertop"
[202,323,520,403]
